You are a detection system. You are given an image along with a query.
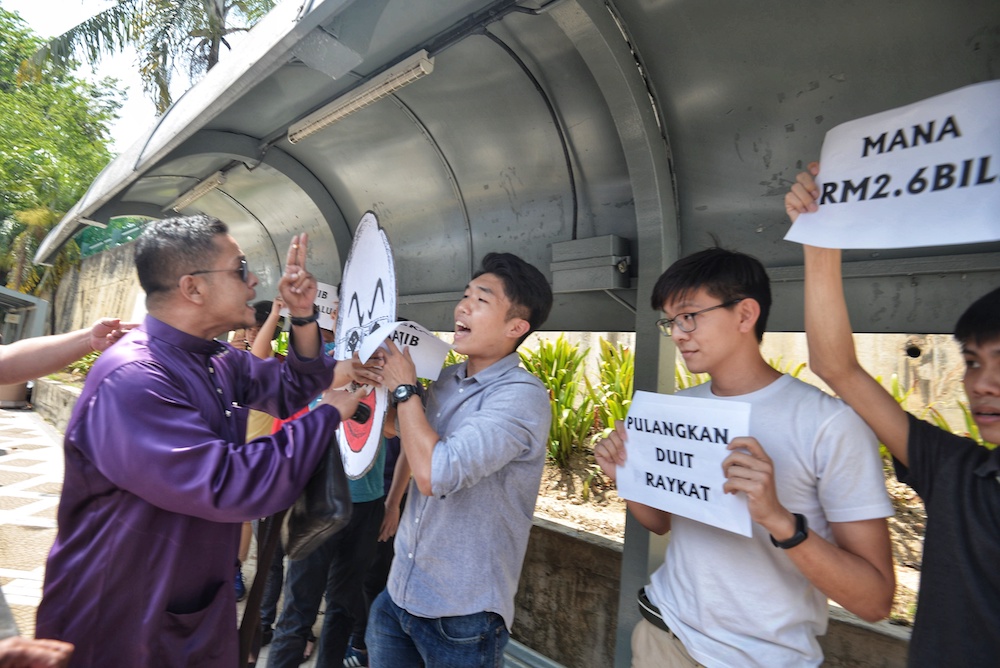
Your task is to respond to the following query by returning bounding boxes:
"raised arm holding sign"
[787,160,1000,665]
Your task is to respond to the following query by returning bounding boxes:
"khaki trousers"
[631,618,705,668]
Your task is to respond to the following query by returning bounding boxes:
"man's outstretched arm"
[788,162,911,465]
[0,318,132,386]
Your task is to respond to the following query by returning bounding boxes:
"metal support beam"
[549,1,680,664]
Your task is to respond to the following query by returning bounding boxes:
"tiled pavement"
[0,407,65,639]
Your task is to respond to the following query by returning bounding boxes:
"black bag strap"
[238,509,286,667]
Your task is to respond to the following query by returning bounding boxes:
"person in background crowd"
[234,297,287,603]
[343,413,410,668]
[268,287,387,668]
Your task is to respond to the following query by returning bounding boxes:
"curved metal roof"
[37,0,1000,334]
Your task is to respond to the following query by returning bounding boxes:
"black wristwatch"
[392,384,421,406]
[770,513,809,549]
[289,305,320,327]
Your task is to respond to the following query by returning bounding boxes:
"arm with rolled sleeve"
[427,375,550,497]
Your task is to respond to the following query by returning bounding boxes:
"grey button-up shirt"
[387,352,551,630]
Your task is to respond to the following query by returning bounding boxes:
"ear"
[736,298,761,335]
[506,317,531,341]
[177,274,207,306]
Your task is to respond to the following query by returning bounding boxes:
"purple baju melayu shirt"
[36,315,339,667]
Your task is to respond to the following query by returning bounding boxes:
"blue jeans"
[365,590,509,668]
[268,498,384,668]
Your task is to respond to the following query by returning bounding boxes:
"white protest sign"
[359,320,452,381]
[278,281,339,330]
[334,212,396,479]
[785,80,1000,249]
[314,281,339,331]
[617,390,752,537]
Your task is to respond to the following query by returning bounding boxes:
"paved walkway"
[0,407,65,639]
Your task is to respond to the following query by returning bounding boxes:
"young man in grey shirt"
[370,252,553,667]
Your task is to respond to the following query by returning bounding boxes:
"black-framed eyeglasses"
[656,298,743,337]
[189,258,250,284]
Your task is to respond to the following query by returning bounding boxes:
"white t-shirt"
[647,374,893,667]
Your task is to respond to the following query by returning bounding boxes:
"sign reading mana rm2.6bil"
[785,80,1000,250]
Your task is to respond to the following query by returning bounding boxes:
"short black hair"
[251,300,283,341]
[135,215,228,297]
[650,247,771,342]
[252,301,272,327]
[474,252,553,346]
[954,286,1000,347]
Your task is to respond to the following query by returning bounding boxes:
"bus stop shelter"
[35,0,1000,663]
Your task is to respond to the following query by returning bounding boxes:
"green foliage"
[0,9,117,294]
[443,348,467,367]
[62,350,100,378]
[520,335,595,468]
[675,363,709,390]
[592,338,634,431]
[77,216,149,257]
[873,373,915,460]
[768,355,806,378]
[923,403,992,449]
[26,0,276,113]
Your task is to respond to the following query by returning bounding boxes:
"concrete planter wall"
[32,379,81,433]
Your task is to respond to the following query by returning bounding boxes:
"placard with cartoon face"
[334,212,396,478]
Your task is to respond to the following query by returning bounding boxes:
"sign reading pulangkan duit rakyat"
[616,391,753,537]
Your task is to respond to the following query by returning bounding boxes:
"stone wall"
[514,518,622,666]
[53,242,142,334]
[32,379,81,433]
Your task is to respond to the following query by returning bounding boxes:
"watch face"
[394,385,413,401]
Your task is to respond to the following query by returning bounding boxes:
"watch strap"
[289,305,320,327]
[392,384,421,406]
[770,513,809,549]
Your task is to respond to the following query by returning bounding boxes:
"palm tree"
[29,0,275,113]
[3,207,80,297]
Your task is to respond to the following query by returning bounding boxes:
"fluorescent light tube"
[165,171,228,212]
[287,50,434,144]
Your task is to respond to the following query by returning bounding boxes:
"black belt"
[637,587,674,637]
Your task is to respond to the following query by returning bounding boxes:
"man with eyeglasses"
[595,247,894,667]
[35,215,376,667]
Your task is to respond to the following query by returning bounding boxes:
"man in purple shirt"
[35,215,369,667]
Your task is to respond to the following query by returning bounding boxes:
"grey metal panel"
[282,99,471,294]
[409,36,570,277]
[769,253,1000,334]
[612,0,1000,267]
[209,0,503,142]
[489,12,636,244]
